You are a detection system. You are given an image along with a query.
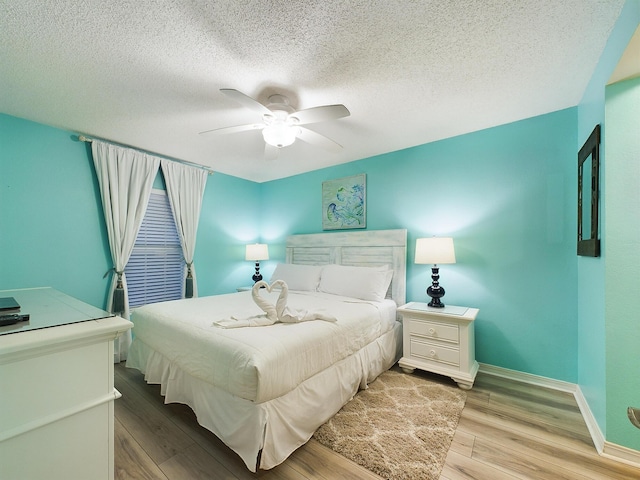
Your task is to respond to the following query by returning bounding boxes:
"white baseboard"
[603,442,640,468]
[478,363,577,393]
[573,385,605,453]
[478,363,640,468]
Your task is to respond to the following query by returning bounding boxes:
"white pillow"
[319,264,393,302]
[269,263,324,291]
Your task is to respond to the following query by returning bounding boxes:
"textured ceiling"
[0,1,626,182]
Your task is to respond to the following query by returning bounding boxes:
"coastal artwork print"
[322,174,366,230]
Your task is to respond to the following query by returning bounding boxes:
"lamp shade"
[245,243,269,261]
[415,237,456,265]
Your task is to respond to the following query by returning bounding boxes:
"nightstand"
[398,302,479,390]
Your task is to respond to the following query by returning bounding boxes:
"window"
[125,189,184,307]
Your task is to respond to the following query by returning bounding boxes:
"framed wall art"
[322,174,366,230]
[577,124,601,257]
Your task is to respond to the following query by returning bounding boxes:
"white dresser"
[398,302,479,390]
[0,287,132,480]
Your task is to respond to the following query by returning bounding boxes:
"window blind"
[125,190,184,308]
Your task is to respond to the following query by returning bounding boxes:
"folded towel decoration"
[213,280,337,328]
[252,279,285,322]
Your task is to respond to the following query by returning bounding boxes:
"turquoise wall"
[261,108,579,382]
[195,172,262,294]
[0,113,260,309]
[0,114,111,307]
[576,0,640,447]
[604,76,640,449]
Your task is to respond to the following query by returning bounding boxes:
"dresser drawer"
[408,318,459,344]
[410,338,460,367]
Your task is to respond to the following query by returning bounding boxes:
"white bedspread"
[129,290,396,403]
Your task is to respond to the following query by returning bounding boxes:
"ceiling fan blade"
[220,89,272,116]
[296,127,343,153]
[199,123,263,135]
[291,104,350,125]
[264,143,280,161]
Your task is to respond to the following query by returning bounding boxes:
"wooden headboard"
[285,229,407,306]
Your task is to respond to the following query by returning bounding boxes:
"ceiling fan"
[200,89,350,159]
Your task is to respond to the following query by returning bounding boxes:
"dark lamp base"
[427,265,446,308]
[252,261,263,284]
[427,286,445,308]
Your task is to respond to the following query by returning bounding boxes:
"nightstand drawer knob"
[428,328,436,335]
[429,349,436,358]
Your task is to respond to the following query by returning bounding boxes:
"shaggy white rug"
[313,368,466,480]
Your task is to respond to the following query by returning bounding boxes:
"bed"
[126,229,406,471]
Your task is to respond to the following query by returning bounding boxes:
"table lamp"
[245,243,269,284]
[415,237,456,308]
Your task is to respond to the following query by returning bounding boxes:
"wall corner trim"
[574,385,605,454]
[478,363,640,469]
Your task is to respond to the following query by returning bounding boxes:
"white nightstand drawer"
[410,339,460,366]
[408,319,459,344]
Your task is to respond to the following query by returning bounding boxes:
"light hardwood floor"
[114,363,640,479]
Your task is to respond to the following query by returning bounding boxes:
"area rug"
[313,369,466,480]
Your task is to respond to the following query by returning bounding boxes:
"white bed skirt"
[126,321,402,471]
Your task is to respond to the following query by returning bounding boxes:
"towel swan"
[213,280,336,328]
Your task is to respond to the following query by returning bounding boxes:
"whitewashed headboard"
[285,229,407,306]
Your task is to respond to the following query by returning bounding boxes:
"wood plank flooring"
[114,363,640,479]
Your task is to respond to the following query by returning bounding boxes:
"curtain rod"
[77,135,215,175]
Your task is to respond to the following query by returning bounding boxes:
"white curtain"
[91,140,160,362]
[160,159,208,298]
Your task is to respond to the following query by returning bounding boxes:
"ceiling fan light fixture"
[205,89,350,154]
[262,124,297,148]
